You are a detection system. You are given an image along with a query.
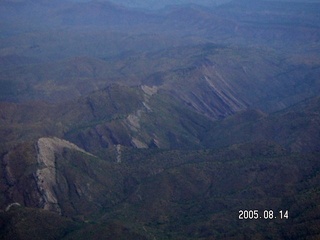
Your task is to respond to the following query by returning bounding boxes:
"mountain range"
[0,0,320,239]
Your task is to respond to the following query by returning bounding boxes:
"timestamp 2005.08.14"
[239,210,289,220]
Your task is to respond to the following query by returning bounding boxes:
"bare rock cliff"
[35,137,94,214]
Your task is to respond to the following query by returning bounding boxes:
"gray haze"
[73,0,320,9]
[71,0,231,9]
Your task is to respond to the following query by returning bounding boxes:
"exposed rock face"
[164,64,249,119]
[123,85,158,148]
[126,111,142,131]
[35,137,94,214]
[141,85,158,96]
[116,144,121,163]
[131,137,148,149]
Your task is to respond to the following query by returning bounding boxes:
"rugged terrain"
[0,0,320,239]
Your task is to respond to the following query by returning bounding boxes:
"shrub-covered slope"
[1,93,320,239]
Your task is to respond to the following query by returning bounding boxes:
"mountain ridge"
[1,0,320,238]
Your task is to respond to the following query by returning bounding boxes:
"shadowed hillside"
[0,0,320,239]
[1,140,319,239]
[1,44,319,119]
[1,87,320,238]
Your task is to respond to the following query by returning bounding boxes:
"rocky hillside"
[1,44,319,120]
[1,139,320,239]
[0,84,212,152]
[0,0,320,239]
[1,88,320,238]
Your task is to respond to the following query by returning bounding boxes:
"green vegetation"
[2,143,319,239]
[0,82,320,239]
[1,0,320,239]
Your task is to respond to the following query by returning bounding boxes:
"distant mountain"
[0,0,157,30]
[104,0,225,9]
[2,44,319,120]
[202,96,320,152]
[1,0,319,50]
[1,0,320,239]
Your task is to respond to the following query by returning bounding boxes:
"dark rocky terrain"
[0,0,320,239]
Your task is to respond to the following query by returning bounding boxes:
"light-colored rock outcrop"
[122,85,160,148]
[141,85,158,96]
[5,202,21,212]
[35,137,94,214]
[116,144,122,163]
[131,137,148,149]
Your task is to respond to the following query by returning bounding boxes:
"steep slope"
[143,45,320,118]
[0,1,320,239]
[0,84,212,151]
[1,0,320,120]
[1,93,320,209]
[2,44,319,120]
[1,85,320,155]
[1,136,129,219]
[202,96,320,152]
[1,95,320,239]
[63,85,212,152]
[35,137,95,213]
[1,142,319,239]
